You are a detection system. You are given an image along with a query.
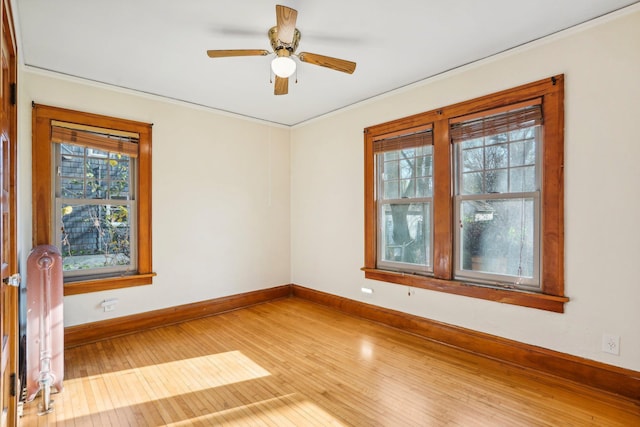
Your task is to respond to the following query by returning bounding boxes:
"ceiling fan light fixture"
[271,56,296,78]
[206,5,356,96]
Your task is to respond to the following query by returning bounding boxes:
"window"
[363,76,567,312]
[33,104,155,295]
[452,100,541,289]
[53,124,137,277]
[376,126,433,274]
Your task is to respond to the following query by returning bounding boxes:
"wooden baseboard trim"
[64,285,291,348]
[290,284,640,404]
[64,283,639,403]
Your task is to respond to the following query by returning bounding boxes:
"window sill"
[362,268,568,313]
[63,272,156,296]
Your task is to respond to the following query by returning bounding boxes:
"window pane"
[462,172,483,195]
[60,203,132,272]
[87,179,109,199]
[60,178,85,198]
[383,151,398,161]
[509,140,536,167]
[462,147,484,172]
[485,169,508,193]
[509,166,536,192]
[415,155,432,177]
[109,158,129,180]
[384,160,399,180]
[460,198,535,278]
[109,157,131,199]
[400,178,413,197]
[60,154,84,178]
[485,144,508,169]
[416,177,432,198]
[384,181,399,199]
[381,202,430,267]
[110,181,130,200]
[400,158,413,179]
[87,157,108,177]
[61,143,84,156]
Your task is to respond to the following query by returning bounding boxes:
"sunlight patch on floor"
[58,350,271,421]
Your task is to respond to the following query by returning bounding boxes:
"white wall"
[18,71,291,327]
[291,6,640,371]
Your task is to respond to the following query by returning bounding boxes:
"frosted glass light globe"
[271,56,296,78]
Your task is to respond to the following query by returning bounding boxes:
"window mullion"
[432,118,453,280]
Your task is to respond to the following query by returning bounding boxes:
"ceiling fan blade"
[298,52,356,74]
[207,49,269,58]
[276,5,298,44]
[274,76,288,95]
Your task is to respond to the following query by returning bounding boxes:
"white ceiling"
[15,0,638,126]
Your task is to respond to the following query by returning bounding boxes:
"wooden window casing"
[363,76,567,312]
[32,104,155,295]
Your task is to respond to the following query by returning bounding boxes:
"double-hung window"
[452,101,541,289]
[364,76,566,312]
[33,104,155,295]
[375,127,433,274]
[52,123,138,278]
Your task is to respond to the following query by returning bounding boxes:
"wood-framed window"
[363,75,567,312]
[32,104,155,295]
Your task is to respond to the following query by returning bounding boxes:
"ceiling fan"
[206,5,356,95]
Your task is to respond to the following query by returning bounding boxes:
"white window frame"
[51,124,139,280]
[374,130,434,275]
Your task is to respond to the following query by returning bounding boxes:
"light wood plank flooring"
[20,298,640,426]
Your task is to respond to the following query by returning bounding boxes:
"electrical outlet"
[602,334,620,355]
[101,298,119,312]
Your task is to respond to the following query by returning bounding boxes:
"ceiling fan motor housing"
[269,26,301,54]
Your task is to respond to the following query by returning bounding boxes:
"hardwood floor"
[20,298,640,426]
